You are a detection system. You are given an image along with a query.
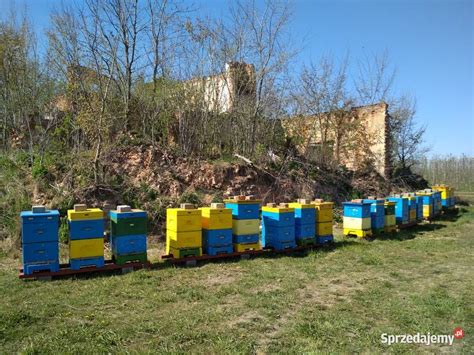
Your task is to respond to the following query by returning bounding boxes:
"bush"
[178,191,202,206]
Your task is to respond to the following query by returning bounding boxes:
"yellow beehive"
[288,201,315,209]
[166,230,202,253]
[166,208,201,232]
[343,217,371,230]
[67,208,104,221]
[432,185,453,199]
[344,228,373,238]
[234,242,261,252]
[169,247,202,258]
[69,238,104,259]
[316,221,333,236]
[409,209,416,222]
[312,201,334,223]
[261,206,294,213]
[200,206,232,230]
[423,205,433,217]
[232,219,260,235]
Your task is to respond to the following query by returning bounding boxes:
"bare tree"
[390,95,429,170]
[0,10,55,163]
[354,50,396,105]
[48,1,120,183]
[291,56,356,164]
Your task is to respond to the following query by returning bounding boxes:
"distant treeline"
[416,155,474,192]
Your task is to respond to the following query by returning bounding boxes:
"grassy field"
[1,201,473,353]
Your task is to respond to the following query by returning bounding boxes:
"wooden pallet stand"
[162,249,265,264]
[161,243,327,265]
[19,259,150,280]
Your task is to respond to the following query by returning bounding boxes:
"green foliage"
[58,217,69,244]
[145,196,173,232]
[121,186,142,209]
[0,154,31,248]
[178,191,202,206]
[349,189,363,200]
[211,191,224,203]
[31,160,49,180]
[54,195,74,216]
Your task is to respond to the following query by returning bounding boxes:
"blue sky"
[1,0,473,156]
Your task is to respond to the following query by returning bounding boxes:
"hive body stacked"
[261,204,296,250]
[431,190,442,216]
[384,201,397,233]
[200,203,233,256]
[415,195,424,221]
[110,205,148,265]
[312,200,334,244]
[387,195,409,225]
[404,194,418,224]
[166,204,202,258]
[225,196,261,252]
[433,185,455,208]
[67,205,104,270]
[343,200,372,238]
[20,206,60,275]
[416,191,434,219]
[363,198,385,234]
[289,199,316,246]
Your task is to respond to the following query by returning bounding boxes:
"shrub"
[178,191,202,206]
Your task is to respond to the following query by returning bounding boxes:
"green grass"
[1,207,473,353]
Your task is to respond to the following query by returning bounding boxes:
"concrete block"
[179,203,195,210]
[117,205,132,213]
[211,203,225,209]
[73,204,88,212]
[32,205,46,213]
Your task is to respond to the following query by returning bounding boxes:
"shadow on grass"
[437,208,461,222]
[372,222,447,242]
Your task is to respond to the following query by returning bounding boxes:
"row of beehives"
[19,185,455,276]
[342,185,456,238]
[20,204,147,275]
[19,198,334,275]
[166,197,334,258]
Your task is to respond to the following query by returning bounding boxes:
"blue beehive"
[342,200,373,238]
[289,201,316,245]
[225,197,262,252]
[202,229,234,256]
[415,196,424,220]
[433,191,442,215]
[110,205,147,264]
[363,198,385,232]
[225,202,260,220]
[343,201,371,218]
[20,206,60,275]
[261,205,296,250]
[68,219,104,240]
[387,196,409,225]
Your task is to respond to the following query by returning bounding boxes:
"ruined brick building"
[193,62,392,178]
[184,62,256,113]
[281,102,391,178]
